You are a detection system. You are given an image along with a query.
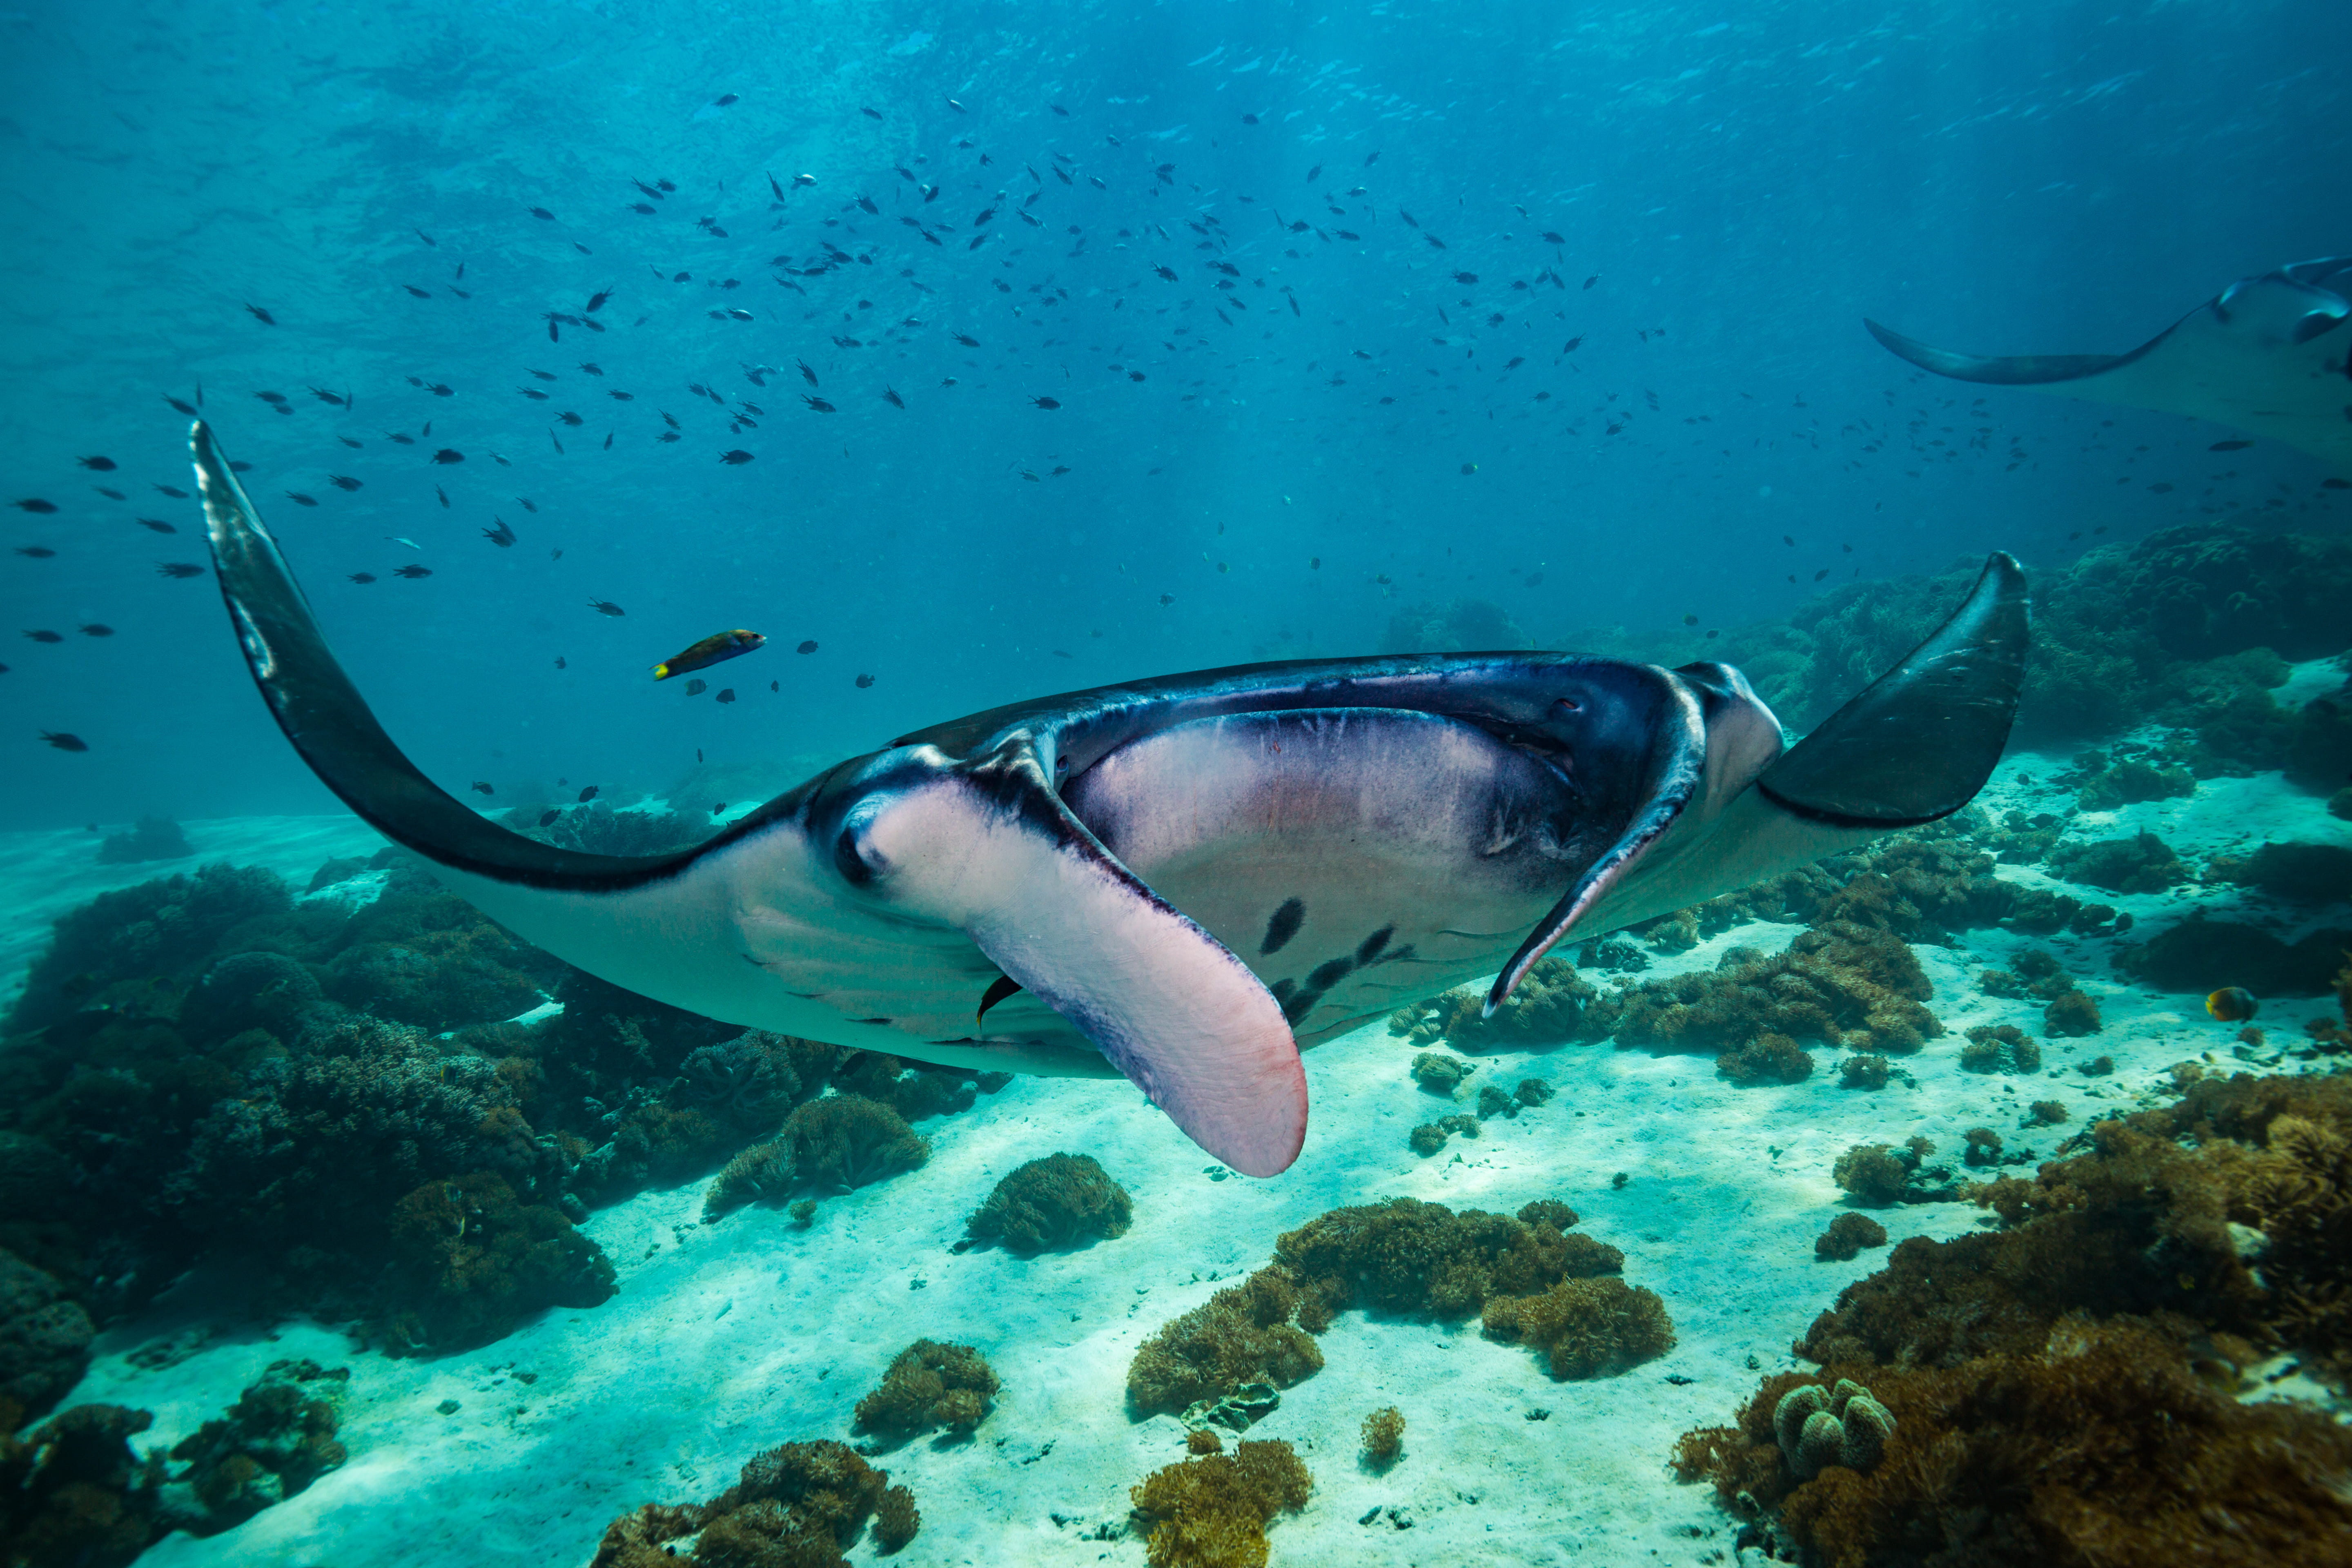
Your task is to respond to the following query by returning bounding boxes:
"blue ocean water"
[2,0,2347,826]
[5,6,2352,1566]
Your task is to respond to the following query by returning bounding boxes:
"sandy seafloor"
[10,720,2352,1568]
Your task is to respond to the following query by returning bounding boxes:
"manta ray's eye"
[1553,697,1583,714]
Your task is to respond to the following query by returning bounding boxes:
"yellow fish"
[653,629,765,681]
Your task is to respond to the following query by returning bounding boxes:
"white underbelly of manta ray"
[184,419,2031,1178]
[1065,708,1593,1042]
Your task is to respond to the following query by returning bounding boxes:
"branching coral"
[1128,1438,1314,1568]
[853,1340,1000,1439]
[964,1153,1132,1254]
[588,1439,901,1568]
[1961,1023,2046,1071]
[1272,1196,1619,1325]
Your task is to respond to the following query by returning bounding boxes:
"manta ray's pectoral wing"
[1866,258,2352,472]
[193,420,1307,1176]
[1541,550,2031,951]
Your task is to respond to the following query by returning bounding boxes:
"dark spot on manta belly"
[1306,956,1355,992]
[1260,897,1306,956]
[1355,924,1395,965]
[851,1017,893,1025]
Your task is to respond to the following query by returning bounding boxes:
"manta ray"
[189,422,2027,1177]
[1867,255,2352,472]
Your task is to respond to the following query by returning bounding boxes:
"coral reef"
[95,817,193,865]
[158,1359,348,1535]
[379,1172,616,1354]
[780,1094,929,1192]
[1128,1438,1314,1568]
[1408,1051,1472,1094]
[0,1401,162,1568]
[701,1140,795,1223]
[1126,1270,1327,1419]
[1359,1406,1404,1468]
[2048,831,2185,895]
[1379,596,1530,654]
[1272,1197,1620,1325]
[1385,956,1620,1051]
[1838,1053,1890,1090]
[1613,922,1941,1080]
[2288,674,2352,792]
[1831,1145,1911,1207]
[963,1153,1132,1255]
[2119,912,2352,995]
[0,1248,95,1421]
[1406,1113,1480,1156]
[587,1440,902,1568]
[1814,1215,1888,1263]
[1128,1198,1631,1417]
[872,1484,919,1553]
[1676,1321,2352,1568]
[2043,990,2102,1038]
[853,1340,999,1440]
[2209,840,2352,903]
[1961,1023,2046,1071]
[1480,1276,1676,1379]
[2073,754,2195,810]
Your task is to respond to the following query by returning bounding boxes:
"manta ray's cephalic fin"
[1483,551,2029,1006]
[1755,550,2028,826]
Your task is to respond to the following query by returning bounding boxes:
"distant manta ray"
[186,421,2028,1177]
[1868,255,2352,472]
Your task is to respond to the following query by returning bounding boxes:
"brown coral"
[1831,1145,1910,1207]
[1129,1439,1314,1568]
[853,1340,999,1439]
[1814,1214,1889,1262]
[1679,1321,2352,1568]
[1126,1270,1327,1418]
[1385,956,1621,1051]
[1359,1405,1405,1467]
[1613,921,1942,1078]
[588,1440,898,1568]
[963,1152,1132,1254]
[1480,1276,1676,1379]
